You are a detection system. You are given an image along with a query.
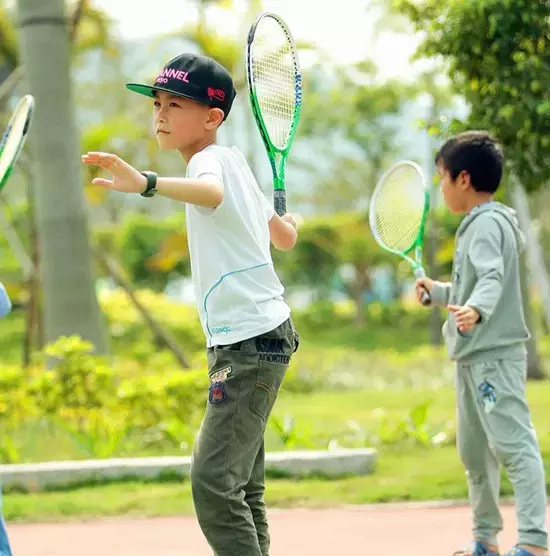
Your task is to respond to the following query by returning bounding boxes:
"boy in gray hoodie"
[416,131,547,556]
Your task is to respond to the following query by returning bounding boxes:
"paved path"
[7,503,549,555]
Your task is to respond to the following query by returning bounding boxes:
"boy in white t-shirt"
[82,53,299,555]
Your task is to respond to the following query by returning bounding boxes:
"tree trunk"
[345,264,369,327]
[423,96,442,345]
[29,180,44,350]
[510,181,550,332]
[16,0,107,353]
[94,247,191,369]
[426,214,442,345]
[506,179,544,380]
[353,291,366,327]
[519,247,544,379]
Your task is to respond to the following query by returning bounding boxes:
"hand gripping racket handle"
[418,286,432,306]
[414,267,432,307]
[274,189,287,216]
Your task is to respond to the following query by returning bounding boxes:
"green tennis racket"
[246,11,302,216]
[369,160,432,306]
[0,94,35,194]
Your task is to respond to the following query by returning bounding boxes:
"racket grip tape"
[274,189,286,216]
[420,288,432,307]
[414,267,432,307]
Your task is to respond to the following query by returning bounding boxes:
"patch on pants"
[478,379,497,414]
[209,381,227,404]
[210,366,232,383]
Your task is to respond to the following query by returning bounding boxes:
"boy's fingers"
[82,153,118,164]
[455,311,471,321]
[454,312,475,325]
[92,178,113,187]
[94,154,117,168]
[449,306,478,332]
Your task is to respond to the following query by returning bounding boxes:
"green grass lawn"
[4,382,550,523]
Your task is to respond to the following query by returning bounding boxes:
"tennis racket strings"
[249,16,298,150]
[371,163,426,254]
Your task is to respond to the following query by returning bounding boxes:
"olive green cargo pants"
[190,319,299,555]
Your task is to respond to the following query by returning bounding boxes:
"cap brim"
[125,83,211,107]
[125,83,159,98]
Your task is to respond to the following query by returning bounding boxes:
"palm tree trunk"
[16,0,107,353]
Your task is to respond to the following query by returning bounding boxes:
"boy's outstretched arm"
[0,282,12,318]
[81,152,223,208]
[269,213,298,251]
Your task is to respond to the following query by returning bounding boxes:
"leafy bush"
[293,299,433,335]
[117,369,208,451]
[30,336,117,414]
[0,335,209,463]
[117,213,190,291]
[99,289,205,360]
[0,365,34,463]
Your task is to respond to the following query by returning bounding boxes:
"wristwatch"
[140,171,158,197]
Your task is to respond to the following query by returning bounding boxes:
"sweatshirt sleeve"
[431,281,452,307]
[465,217,504,322]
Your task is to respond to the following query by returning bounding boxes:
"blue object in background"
[0,283,11,318]
[370,266,395,303]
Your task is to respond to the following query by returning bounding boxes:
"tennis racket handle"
[420,287,432,307]
[413,267,432,307]
[274,189,286,216]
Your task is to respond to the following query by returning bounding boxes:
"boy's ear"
[206,108,224,129]
[458,169,472,190]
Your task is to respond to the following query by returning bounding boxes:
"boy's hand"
[81,152,146,194]
[281,213,297,229]
[447,304,480,333]
[415,277,434,304]
[269,212,298,251]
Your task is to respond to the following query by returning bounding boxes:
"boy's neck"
[179,135,217,164]
[464,193,494,213]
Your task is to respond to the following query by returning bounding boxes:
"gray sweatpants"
[456,357,548,549]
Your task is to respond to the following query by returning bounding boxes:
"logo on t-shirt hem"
[211,325,231,335]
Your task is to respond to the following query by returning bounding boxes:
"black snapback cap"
[126,53,237,120]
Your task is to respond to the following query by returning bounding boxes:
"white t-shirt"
[185,145,290,347]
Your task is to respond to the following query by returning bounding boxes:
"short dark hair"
[434,131,504,193]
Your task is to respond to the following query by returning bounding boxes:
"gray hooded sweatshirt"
[431,201,530,362]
